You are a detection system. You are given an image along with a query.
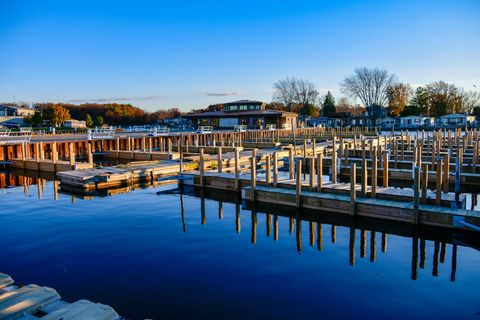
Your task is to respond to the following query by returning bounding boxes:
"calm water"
[0,173,479,319]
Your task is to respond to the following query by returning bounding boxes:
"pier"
[2,127,480,233]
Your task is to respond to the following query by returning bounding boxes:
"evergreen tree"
[95,115,105,127]
[31,112,43,127]
[85,114,94,128]
[322,91,336,115]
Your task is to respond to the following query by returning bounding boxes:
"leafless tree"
[293,78,319,107]
[272,77,319,112]
[458,89,480,113]
[272,77,297,111]
[340,67,397,108]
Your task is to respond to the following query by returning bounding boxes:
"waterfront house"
[439,113,476,127]
[380,117,399,129]
[183,100,298,129]
[400,116,433,129]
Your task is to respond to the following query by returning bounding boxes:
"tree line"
[23,103,184,127]
[271,68,480,124]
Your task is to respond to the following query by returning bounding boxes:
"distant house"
[400,116,433,128]
[439,114,476,127]
[380,117,399,129]
[64,119,87,129]
[183,100,298,129]
[350,116,369,127]
[0,105,35,117]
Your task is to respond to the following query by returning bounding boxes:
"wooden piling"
[273,152,278,187]
[296,159,302,208]
[350,163,356,215]
[217,146,223,173]
[413,166,420,224]
[234,148,240,191]
[421,164,428,204]
[316,153,322,191]
[435,158,443,206]
[371,155,377,198]
[199,148,205,187]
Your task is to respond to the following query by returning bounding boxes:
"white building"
[400,116,434,128]
[64,119,87,129]
[439,114,476,127]
[380,117,399,129]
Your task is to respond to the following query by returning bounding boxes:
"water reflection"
[1,171,479,319]
[2,170,479,285]
[165,187,479,283]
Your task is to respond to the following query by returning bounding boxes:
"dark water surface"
[0,174,479,319]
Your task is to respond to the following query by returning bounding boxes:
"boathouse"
[183,100,298,129]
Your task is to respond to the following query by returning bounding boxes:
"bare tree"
[272,77,297,111]
[458,89,480,113]
[293,78,319,107]
[340,67,397,108]
[272,77,319,112]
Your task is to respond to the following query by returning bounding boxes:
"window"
[240,105,247,110]
[230,106,238,111]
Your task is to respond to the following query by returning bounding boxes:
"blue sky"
[0,0,479,111]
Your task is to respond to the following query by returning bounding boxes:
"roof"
[440,113,470,118]
[183,109,297,118]
[223,100,265,106]
[401,115,432,119]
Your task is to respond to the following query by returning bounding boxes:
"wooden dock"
[0,273,119,320]
[241,185,480,230]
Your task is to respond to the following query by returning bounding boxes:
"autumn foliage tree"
[37,103,71,126]
[387,83,412,116]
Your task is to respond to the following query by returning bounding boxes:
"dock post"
[87,142,93,165]
[455,156,461,207]
[350,163,356,215]
[167,138,172,156]
[69,142,75,167]
[179,134,184,174]
[361,159,367,196]
[296,159,302,208]
[413,166,420,224]
[289,146,294,180]
[421,164,428,204]
[251,155,257,202]
[266,155,271,186]
[199,148,205,187]
[316,153,323,192]
[435,158,443,206]
[361,139,366,163]
[309,157,315,191]
[234,148,240,191]
[371,155,377,198]
[383,151,389,187]
[39,142,44,160]
[273,152,278,187]
[443,152,450,193]
[332,137,337,183]
[52,142,58,164]
[217,146,222,173]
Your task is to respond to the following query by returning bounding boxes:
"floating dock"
[0,273,119,320]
